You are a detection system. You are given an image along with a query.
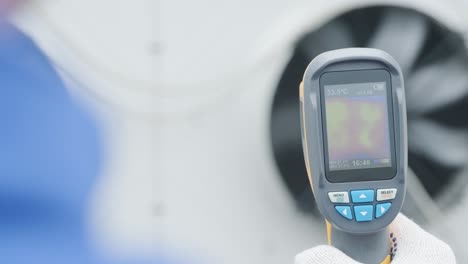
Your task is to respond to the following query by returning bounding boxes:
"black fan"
[270,6,468,222]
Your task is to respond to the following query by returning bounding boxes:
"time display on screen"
[324,82,392,171]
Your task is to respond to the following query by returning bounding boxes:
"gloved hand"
[295,214,456,264]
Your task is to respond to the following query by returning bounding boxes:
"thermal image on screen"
[324,82,391,171]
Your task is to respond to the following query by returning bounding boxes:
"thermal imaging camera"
[299,48,407,264]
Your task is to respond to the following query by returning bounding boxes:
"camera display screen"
[324,82,392,171]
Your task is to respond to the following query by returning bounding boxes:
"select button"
[377,188,397,201]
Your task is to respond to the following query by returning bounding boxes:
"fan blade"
[406,56,468,114]
[297,20,355,60]
[408,119,468,167]
[401,167,441,223]
[368,9,428,75]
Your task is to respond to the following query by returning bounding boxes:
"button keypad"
[330,188,396,222]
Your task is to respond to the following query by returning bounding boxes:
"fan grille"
[270,5,468,216]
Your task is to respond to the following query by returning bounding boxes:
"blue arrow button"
[354,205,373,222]
[351,190,374,203]
[376,203,392,218]
[335,206,352,220]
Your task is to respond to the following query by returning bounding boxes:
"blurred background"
[2,0,468,263]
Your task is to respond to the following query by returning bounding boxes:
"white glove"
[295,214,456,264]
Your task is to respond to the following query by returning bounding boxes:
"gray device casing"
[300,48,407,263]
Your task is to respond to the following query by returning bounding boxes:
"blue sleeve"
[0,23,170,264]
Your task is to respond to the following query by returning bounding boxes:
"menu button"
[328,192,350,203]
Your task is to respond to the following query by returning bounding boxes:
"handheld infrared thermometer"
[299,48,407,264]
